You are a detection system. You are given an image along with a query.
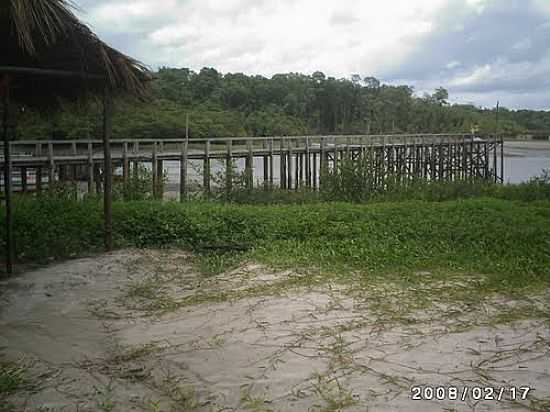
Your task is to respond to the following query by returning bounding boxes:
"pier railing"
[0,133,504,197]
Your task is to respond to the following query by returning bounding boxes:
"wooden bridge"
[0,133,504,198]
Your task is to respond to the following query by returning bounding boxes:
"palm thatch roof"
[1,0,151,107]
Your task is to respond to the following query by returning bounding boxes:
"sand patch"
[1,250,549,411]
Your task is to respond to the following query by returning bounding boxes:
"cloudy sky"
[75,0,550,109]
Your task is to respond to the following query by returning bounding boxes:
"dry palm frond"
[1,0,151,101]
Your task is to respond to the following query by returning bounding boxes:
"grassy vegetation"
[3,186,550,295]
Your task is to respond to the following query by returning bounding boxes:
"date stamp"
[411,386,532,402]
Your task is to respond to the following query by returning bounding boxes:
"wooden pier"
[0,133,504,198]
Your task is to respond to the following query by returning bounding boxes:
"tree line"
[14,67,550,139]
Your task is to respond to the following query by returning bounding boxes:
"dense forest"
[15,67,550,139]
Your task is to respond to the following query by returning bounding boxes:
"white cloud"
[75,0,550,108]
[81,0,450,76]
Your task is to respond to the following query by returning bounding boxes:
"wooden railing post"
[87,142,94,194]
[204,139,211,195]
[245,139,253,191]
[180,139,188,201]
[226,139,233,194]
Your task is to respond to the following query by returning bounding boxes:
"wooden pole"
[305,137,311,188]
[122,142,129,184]
[280,138,286,189]
[320,137,326,188]
[287,140,293,190]
[204,139,211,194]
[245,139,253,190]
[87,142,94,194]
[180,139,188,201]
[226,140,233,194]
[48,142,55,189]
[263,140,269,190]
[157,159,164,199]
[36,167,42,193]
[152,142,158,198]
[102,86,113,252]
[269,138,274,190]
[2,82,13,274]
[500,137,504,183]
[21,167,27,192]
[186,113,189,140]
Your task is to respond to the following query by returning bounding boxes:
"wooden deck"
[0,133,504,197]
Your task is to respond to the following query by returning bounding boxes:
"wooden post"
[36,167,42,193]
[484,141,489,179]
[320,137,326,188]
[269,138,274,190]
[245,139,253,190]
[493,134,498,183]
[279,138,286,189]
[20,167,27,192]
[157,159,164,199]
[180,139,188,201]
[312,152,317,190]
[102,86,113,252]
[48,142,55,189]
[122,142,129,184]
[2,84,13,273]
[296,152,301,189]
[152,142,158,198]
[287,140,293,190]
[87,142,94,194]
[500,137,504,183]
[263,140,269,190]
[94,163,101,193]
[305,137,311,188]
[204,139,211,194]
[226,139,233,194]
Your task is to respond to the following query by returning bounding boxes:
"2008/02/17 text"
[411,386,531,402]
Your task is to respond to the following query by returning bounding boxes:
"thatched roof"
[0,0,151,106]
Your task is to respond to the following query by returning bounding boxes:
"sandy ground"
[1,250,549,412]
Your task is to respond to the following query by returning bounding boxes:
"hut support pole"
[2,82,13,274]
[102,86,113,252]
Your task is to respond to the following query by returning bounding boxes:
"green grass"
[3,195,550,296]
[0,359,26,397]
